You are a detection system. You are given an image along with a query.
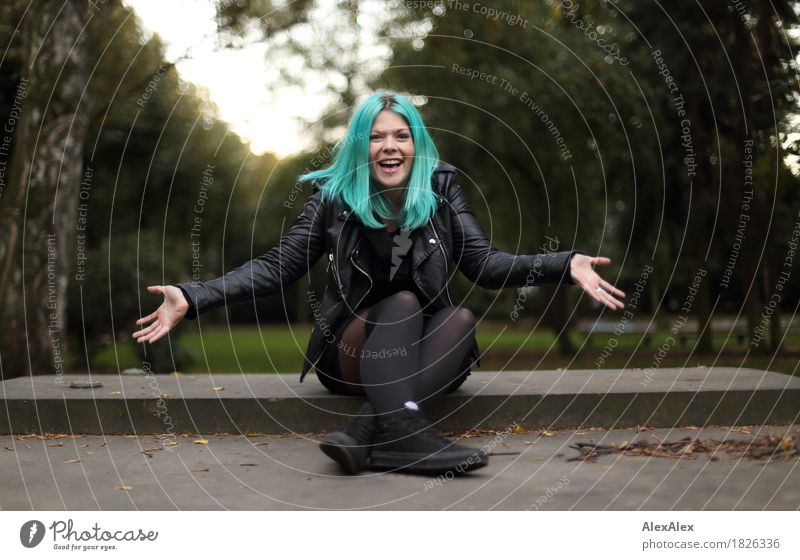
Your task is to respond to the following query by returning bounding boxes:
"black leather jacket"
[176,162,579,382]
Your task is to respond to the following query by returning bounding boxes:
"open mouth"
[377,158,404,175]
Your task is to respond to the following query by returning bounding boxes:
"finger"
[142,328,161,344]
[139,321,164,343]
[600,279,625,298]
[135,320,161,341]
[147,325,169,344]
[592,286,623,310]
[605,295,625,310]
[602,288,625,309]
[590,257,611,267]
[147,286,166,296]
[135,310,158,325]
[588,286,607,307]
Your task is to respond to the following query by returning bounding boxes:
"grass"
[93,319,800,377]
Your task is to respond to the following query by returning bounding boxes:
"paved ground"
[1,424,797,510]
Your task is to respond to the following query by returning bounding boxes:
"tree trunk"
[0,1,89,379]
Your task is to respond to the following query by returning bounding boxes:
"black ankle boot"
[319,402,376,474]
[368,407,488,475]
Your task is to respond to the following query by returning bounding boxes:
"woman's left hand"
[569,254,626,310]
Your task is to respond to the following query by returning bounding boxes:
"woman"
[133,91,624,476]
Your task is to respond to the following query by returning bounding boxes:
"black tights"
[334,291,477,414]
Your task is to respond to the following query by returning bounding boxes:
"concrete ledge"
[1,368,798,434]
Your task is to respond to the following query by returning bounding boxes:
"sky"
[123,0,330,158]
[122,1,799,170]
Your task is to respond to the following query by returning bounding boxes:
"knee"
[450,306,477,332]
[387,290,422,315]
[365,291,422,338]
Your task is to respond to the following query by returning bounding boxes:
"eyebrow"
[370,127,410,134]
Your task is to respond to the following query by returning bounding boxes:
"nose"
[382,136,398,153]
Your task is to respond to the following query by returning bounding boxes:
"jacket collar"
[338,192,445,222]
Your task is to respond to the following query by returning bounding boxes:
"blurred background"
[0,0,798,377]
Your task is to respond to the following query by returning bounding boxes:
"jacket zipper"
[430,218,455,307]
[350,239,373,310]
[307,249,347,377]
[329,250,344,294]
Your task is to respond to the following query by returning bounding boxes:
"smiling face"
[368,109,415,195]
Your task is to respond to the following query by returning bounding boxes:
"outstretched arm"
[175,186,327,320]
[446,178,577,288]
[569,254,625,310]
[133,185,326,348]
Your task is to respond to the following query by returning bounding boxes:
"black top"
[355,224,428,311]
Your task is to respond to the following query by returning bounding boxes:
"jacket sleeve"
[174,185,326,320]
[446,178,579,289]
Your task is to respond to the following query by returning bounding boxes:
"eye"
[370,133,381,141]
[398,132,410,140]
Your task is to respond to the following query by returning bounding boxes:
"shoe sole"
[368,449,488,475]
[319,432,364,475]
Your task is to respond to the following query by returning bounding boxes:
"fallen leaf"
[540,430,554,437]
[190,468,209,472]
[509,425,525,434]
[46,442,63,447]
[116,485,134,491]
[212,386,225,392]
[254,442,269,447]
[4,446,14,451]
[169,371,182,376]
[64,459,81,464]
[164,441,179,447]
[240,463,258,467]
[193,439,209,445]
[110,391,122,395]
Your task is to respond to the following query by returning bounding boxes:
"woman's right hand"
[133,285,190,344]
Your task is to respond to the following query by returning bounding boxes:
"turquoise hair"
[297,91,440,230]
